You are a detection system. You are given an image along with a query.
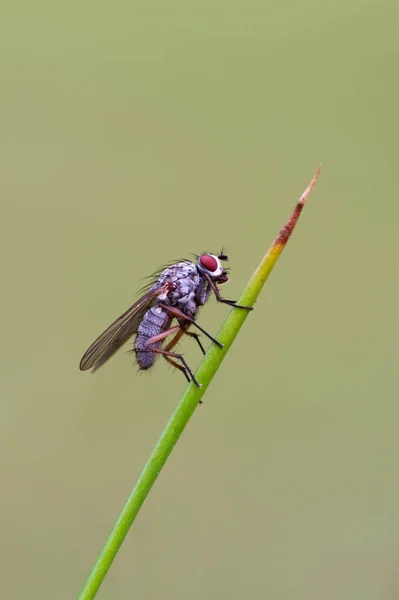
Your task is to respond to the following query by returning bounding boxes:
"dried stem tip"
[275,164,321,247]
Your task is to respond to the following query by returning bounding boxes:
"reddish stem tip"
[276,164,321,245]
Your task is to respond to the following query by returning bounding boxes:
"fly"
[79,253,252,387]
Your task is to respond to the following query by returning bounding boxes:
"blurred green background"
[1,2,398,599]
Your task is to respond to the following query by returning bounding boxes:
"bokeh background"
[1,2,398,599]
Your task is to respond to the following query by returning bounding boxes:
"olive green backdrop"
[1,2,398,599]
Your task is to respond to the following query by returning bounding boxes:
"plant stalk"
[77,165,321,600]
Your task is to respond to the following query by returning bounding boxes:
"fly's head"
[196,253,230,285]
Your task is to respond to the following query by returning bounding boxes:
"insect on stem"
[80,251,250,385]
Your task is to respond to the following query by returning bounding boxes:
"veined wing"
[79,284,170,372]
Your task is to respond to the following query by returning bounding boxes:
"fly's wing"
[79,284,170,372]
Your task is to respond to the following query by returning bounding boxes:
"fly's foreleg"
[205,274,253,310]
[144,326,201,388]
[159,303,223,348]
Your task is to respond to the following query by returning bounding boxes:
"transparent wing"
[79,284,169,372]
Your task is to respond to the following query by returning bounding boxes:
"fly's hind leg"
[144,327,201,388]
[184,331,206,355]
[152,348,200,388]
[162,355,191,384]
[162,329,205,398]
[164,327,206,356]
[159,303,223,348]
[163,354,204,402]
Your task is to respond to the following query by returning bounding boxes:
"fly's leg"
[205,274,253,310]
[163,355,192,384]
[163,327,185,352]
[159,303,223,348]
[153,348,200,388]
[164,327,206,356]
[144,327,201,388]
[163,329,204,398]
[185,331,206,355]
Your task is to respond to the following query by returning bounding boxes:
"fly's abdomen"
[134,307,171,370]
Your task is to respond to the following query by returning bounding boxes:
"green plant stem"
[76,165,321,600]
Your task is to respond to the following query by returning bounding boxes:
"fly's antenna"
[218,248,229,261]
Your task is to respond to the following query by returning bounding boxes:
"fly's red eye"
[199,254,218,272]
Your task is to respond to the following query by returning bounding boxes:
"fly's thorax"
[157,261,196,286]
[174,272,201,316]
[155,261,200,316]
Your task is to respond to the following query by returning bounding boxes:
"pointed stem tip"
[298,163,322,207]
[275,164,321,247]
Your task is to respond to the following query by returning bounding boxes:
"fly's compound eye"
[198,254,224,278]
[199,254,218,272]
